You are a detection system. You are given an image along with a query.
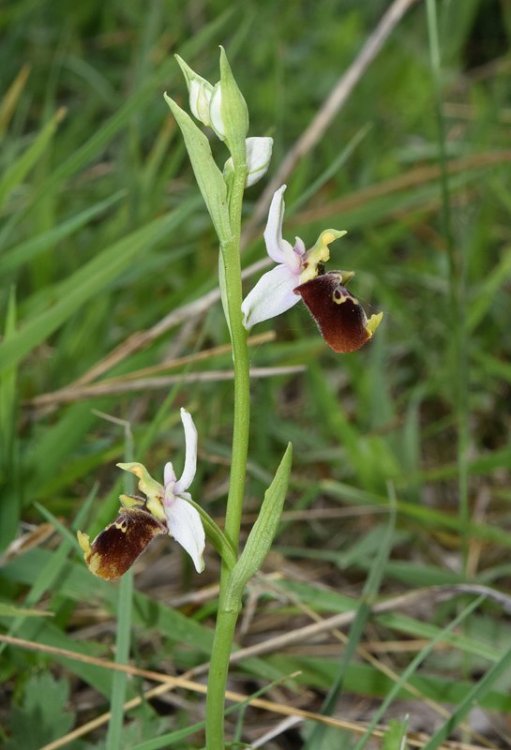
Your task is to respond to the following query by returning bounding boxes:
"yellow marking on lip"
[77,530,91,555]
[333,292,357,305]
[365,312,384,337]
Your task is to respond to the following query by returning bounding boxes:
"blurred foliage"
[1,0,511,747]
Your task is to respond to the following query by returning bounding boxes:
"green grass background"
[1,0,511,747]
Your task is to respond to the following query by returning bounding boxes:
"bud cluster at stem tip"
[174,50,273,188]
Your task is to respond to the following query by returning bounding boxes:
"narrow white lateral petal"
[166,496,205,573]
[241,264,300,329]
[175,408,197,493]
[263,185,298,268]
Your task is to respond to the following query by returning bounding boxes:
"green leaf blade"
[230,443,293,596]
[163,93,231,242]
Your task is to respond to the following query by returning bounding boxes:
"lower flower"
[77,501,167,581]
[77,409,206,579]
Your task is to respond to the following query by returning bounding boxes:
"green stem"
[219,158,250,552]
[206,162,249,749]
[205,586,240,749]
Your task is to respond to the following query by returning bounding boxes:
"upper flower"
[77,408,205,579]
[241,185,383,352]
[241,185,345,329]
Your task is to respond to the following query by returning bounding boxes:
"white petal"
[245,137,273,187]
[209,82,226,140]
[164,461,176,487]
[174,408,197,494]
[263,185,301,271]
[166,495,205,573]
[241,264,301,329]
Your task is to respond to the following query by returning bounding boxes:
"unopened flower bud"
[175,55,214,127]
[245,137,273,186]
[224,136,273,188]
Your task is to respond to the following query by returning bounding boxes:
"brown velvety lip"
[82,507,167,580]
[295,272,372,353]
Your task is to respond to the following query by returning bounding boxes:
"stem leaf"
[230,443,292,595]
[163,93,231,242]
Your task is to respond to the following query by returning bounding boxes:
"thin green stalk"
[222,163,249,552]
[206,161,249,749]
[205,595,240,749]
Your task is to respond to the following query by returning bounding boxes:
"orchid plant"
[78,48,381,749]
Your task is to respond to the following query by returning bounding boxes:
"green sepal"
[218,47,249,162]
[229,443,292,596]
[185,496,237,570]
[163,93,231,243]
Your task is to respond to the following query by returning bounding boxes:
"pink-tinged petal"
[174,408,197,494]
[164,462,176,487]
[165,495,205,573]
[294,236,306,257]
[264,185,301,271]
[242,264,301,329]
